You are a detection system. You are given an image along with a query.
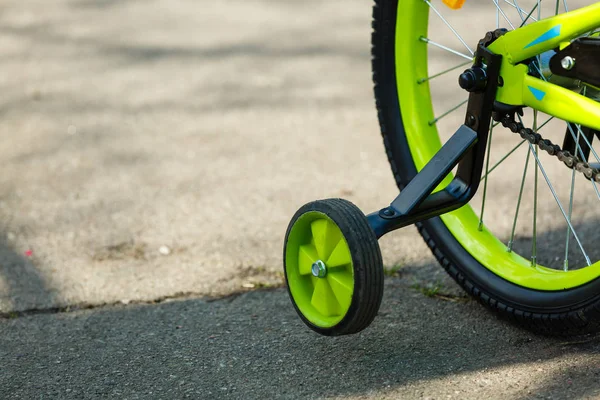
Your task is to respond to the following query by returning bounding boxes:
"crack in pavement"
[0,285,286,320]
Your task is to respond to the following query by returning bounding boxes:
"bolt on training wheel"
[283,198,384,336]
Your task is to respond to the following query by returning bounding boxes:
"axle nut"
[459,67,487,93]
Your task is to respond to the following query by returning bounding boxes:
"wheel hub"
[311,260,327,278]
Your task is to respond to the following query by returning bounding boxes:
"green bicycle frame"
[486,2,600,130]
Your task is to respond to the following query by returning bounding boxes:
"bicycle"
[283,0,600,336]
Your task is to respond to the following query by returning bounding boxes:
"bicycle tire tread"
[371,0,600,336]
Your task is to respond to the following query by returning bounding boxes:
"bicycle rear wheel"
[373,0,600,335]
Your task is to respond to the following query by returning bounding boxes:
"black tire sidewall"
[283,199,384,336]
[373,0,600,316]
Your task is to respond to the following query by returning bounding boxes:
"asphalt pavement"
[2,0,600,398]
[3,279,600,400]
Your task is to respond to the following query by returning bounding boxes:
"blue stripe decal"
[524,25,562,49]
[528,86,546,101]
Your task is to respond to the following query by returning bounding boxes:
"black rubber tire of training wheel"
[372,0,600,336]
[284,199,384,336]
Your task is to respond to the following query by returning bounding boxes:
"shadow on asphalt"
[509,218,600,270]
[2,282,600,399]
[0,228,57,313]
[0,3,599,397]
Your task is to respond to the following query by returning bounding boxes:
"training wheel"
[283,198,384,336]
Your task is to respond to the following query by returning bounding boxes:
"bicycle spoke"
[423,0,597,270]
[567,123,600,201]
[562,86,586,271]
[497,3,500,28]
[591,179,600,202]
[519,2,539,27]
[513,0,525,20]
[529,143,592,266]
[510,112,559,261]
[485,115,552,172]
[479,122,495,230]
[531,112,539,267]
[563,127,580,271]
[491,0,516,30]
[576,125,600,165]
[569,86,600,165]
[503,0,539,22]
[508,148,531,252]
[423,0,474,55]
[537,116,554,131]
[481,140,526,181]
[565,122,600,202]
[418,61,472,84]
[429,99,468,126]
[590,178,600,202]
[419,37,473,61]
[563,87,597,162]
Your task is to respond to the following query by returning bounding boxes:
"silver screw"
[561,56,575,71]
[311,260,327,278]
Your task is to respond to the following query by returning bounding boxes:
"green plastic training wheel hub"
[284,199,384,335]
[285,211,355,329]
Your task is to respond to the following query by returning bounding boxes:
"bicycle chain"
[479,29,600,183]
[497,114,600,183]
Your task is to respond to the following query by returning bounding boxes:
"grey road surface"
[2,0,600,398]
[0,0,402,312]
[3,280,600,400]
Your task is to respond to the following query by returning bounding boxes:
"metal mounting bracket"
[367,44,502,238]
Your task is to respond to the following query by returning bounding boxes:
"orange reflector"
[443,0,465,9]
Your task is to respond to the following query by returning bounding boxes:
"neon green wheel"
[373,0,600,335]
[283,199,383,336]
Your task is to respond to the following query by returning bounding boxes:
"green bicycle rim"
[285,211,354,328]
[395,0,600,291]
